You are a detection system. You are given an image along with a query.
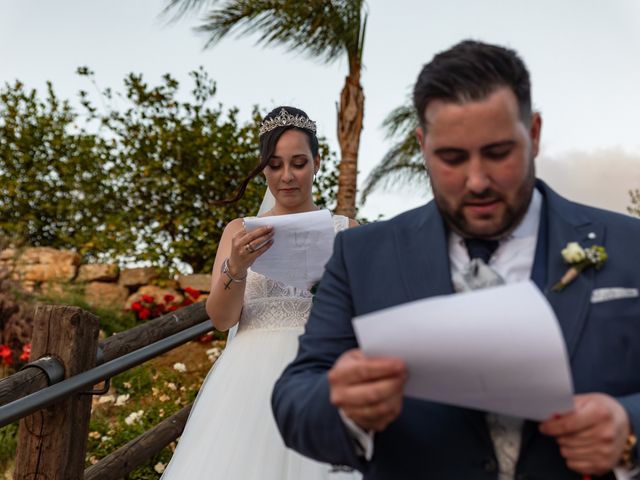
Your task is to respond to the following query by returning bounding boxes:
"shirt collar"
[509,187,542,240]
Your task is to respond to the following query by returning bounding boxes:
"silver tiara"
[259,108,317,136]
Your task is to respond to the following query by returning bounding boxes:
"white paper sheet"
[353,281,574,420]
[243,209,335,290]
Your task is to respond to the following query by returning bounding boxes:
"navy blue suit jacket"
[272,181,640,479]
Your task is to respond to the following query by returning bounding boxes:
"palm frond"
[361,100,427,202]
[193,0,364,65]
[162,0,212,22]
[381,103,416,139]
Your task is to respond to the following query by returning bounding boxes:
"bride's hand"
[228,225,274,276]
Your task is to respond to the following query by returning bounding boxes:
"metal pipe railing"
[0,321,213,428]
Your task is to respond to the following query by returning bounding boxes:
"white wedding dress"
[161,215,360,480]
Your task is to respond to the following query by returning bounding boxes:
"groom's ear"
[415,126,425,150]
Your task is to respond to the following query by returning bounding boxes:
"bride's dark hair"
[221,106,319,204]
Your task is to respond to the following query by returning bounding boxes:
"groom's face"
[416,87,541,240]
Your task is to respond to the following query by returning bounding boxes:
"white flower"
[561,242,586,263]
[88,431,101,439]
[159,394,171,402]
[154,462,166,474]
[206,347,222,360]
[101,436,111,442]
[166,382,177,391]
[124,410,144,425]
[173,362,187,373]
[123,381,132,389]
[114,394,130,406]
[98,395,115,404]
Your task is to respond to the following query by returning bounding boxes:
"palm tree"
[164,0,367,218]
[360,101,428,203]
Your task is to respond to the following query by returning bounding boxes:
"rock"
[77,264,120,283]
[40,282,68,298]
[158,279,180,290]
[14,247,81,282]
[0,264,11,280]
[177,274,211,293]
[85,282,130,310]
[19,281,36,293]
[119,267,159,288]
[124,285,184,310]
[0,248,17,280]
[0,248,17,261]
[0,279,35,345]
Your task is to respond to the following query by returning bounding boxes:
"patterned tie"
[452,238,522,480]
[452,238,504,291]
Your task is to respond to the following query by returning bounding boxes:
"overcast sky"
[1,0,639,218]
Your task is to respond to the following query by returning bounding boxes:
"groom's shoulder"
[541,179,640,233]
[340,203,433,243]
[549,189,640,234]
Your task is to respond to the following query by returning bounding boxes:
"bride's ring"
[245,243,255,253]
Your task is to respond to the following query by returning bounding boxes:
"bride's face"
[263,129,320,212]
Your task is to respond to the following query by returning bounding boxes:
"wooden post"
[14,305,99,480]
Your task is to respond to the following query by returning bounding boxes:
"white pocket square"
[591,287,639,304]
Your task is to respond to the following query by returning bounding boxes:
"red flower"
[20,343,31,362]
[0,345,13,366]
[164,294,175,303]
[183,287,200,300]
[130,301,143,312]
[142,294,155,304]
[167,305,178,312]
[138,307,151,320]
[197,333,214,344]
[182,298,193,307]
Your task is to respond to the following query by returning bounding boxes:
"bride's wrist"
[223,258,247,280]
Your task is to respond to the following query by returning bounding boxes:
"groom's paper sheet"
[353,281,574,421]
[243,209,335,290]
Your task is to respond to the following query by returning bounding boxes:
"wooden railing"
[0,302,213,479]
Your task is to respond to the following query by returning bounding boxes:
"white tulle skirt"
[161,326,360,479]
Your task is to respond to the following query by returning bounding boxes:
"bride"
[161,106,360,479]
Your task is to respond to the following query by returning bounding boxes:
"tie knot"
[464,238,499,264]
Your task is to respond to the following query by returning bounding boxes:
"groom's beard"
[431,162,536,241]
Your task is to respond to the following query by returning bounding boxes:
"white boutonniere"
[552,242,608,292]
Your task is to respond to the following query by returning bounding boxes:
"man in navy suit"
[272,40,640,479]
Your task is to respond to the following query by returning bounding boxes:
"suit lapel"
[393,202,454,301]
[539,183,603,360]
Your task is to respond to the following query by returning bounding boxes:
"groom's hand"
[328,349,407,432]
[539,393,631,475]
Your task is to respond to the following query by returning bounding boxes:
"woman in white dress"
[161,106,360,479]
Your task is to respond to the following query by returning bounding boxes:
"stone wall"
[0,246,211,314]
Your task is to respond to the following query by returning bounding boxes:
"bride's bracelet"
[221,258,247,290]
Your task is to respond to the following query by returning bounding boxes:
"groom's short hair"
[413,40,532,129]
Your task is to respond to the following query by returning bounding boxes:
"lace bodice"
[237,214,349,331]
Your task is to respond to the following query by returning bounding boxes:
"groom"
[272,40,640,479]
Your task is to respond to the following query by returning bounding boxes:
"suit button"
[483,459,497,472]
